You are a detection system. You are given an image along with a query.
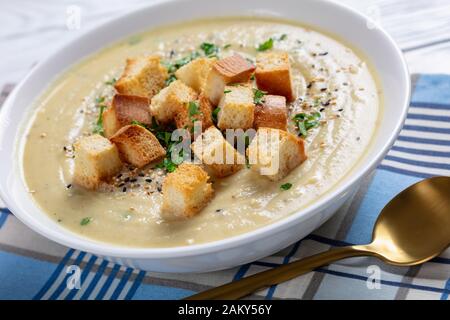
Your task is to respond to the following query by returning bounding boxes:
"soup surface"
[22,18,381,247]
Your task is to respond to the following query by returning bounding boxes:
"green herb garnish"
[292,112,321,137]
[279,34,287,41]
[250,74,255,81]
[188,101,200,119]
[165,74,177,86]
[257,38,274,52]
[156,157,177,173]
[223,44,232,49]
[80,217,92,226]
[95,96,105,104]
[200,42,218,56]
[93,105,106,136]
[224,89,232,94]
[212,107,220,123]
[280,183,292,191]
[131,120,150,130]
[253,89,267,105]
[105,78,117,86]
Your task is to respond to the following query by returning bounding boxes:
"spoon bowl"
[187,176,450,300]
[369,176,450,265]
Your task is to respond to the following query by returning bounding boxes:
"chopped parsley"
[131,120,149,129]
[253,89,267,105]
[279,34,288,41]
[95,96,105,104]
[223,44,232,49]
[212,107,220,123]
[257,38,274,51]
[250,74,255,80]
[224,89,232,94]
[292,112,321,137]
[200,42,218,56]
[165,74,177,86]
[93,105,106,136]
[280,183,292,191]
[156,157,177,173]
[80,217,92,226]
[105,78,117,86]
[188,101,200,119]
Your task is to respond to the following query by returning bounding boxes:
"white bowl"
[0,0,410,272]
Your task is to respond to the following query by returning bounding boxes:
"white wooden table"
[1,0,450,90]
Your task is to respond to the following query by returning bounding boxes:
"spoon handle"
[186,245,372,300]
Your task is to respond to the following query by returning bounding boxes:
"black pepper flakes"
[318,52,329,56]
[122,187,127,193]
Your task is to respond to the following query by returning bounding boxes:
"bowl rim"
[0,0,410,259]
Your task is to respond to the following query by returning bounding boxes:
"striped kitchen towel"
[0,74,449,300]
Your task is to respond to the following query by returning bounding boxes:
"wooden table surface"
[2,0,450,89]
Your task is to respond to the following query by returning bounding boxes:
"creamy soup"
[22,18,381,247]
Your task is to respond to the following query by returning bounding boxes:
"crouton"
[161,163,214,219]
[150,80,198,123]
[217,84,255,130]
[103,94,151,138]
[73,134,123,189]
[114,55,168,99]
[203,54,255,105]
[254,95,287,130]
[247,128,307,181]
[255,52,295,101]
[110,125,166,168]
[175,57,216,93]
[191,126,244,177]
[174,93,213,134]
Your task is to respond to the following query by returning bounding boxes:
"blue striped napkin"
[0,74,449,300]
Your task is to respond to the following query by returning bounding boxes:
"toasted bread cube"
[114,55,168,99]
[247,128,307,181]
[203,54,255,105]
[73,135,123,189]
[103,94,151,138]
[255,52,295,101]
[110,125,166,168]
[175,57,216,93]
[217,84,255,130]
[254,95,287,130]
[191,126,244,177]
[161,163,214,219]
[150,80,198,123]
[174,93,213,133]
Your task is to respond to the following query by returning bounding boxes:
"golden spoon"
[187,176,450,300]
